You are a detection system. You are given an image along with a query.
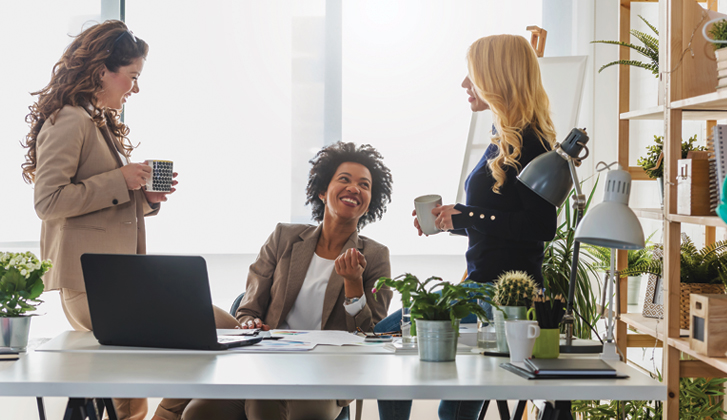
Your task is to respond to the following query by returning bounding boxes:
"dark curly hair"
[22,20,148,184]
[306,142,393,230]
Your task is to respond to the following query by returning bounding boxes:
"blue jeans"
[376,400,484,420]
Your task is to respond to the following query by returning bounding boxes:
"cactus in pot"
[492,271,538,353]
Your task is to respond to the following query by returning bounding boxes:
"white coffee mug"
[414,194,443,235]
[145,160,174,192]
[504,320,540,364]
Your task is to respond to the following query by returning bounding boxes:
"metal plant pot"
[0,316,32,352]
[416,319,459,362]
[494,306,528,353]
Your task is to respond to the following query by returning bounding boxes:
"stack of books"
[718,49,727,91]
[0,348,19,361]
[501,358,627,380]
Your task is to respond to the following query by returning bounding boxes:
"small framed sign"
[642,247,664,319]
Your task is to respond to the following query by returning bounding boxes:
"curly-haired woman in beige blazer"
[21,20,239,420]
[153,142,394,420]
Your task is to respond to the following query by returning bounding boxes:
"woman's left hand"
[335,248,366,284]
[144,172,178,203]
[432,204,461,232]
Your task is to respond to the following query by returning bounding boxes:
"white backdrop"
[0,1,543,256]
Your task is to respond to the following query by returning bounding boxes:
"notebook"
[81,254,262,350]
[524,358,617,376]
[501,359,628,380]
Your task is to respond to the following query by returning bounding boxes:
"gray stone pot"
[494,306,528,353]
[0,316,32,352]
[416,319,459,362]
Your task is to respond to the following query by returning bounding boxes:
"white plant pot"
[627,276,642,306]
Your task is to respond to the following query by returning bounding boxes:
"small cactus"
[493,271,538,307]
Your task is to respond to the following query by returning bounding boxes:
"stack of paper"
[718,52,727,90]
[0,349,19,361]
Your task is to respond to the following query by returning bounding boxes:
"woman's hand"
[242,318,271,331]
[335,248,366,283]
[144,172,179,203]
[120,162,152,190]
[412,209,425,236]
[432,204,461,232]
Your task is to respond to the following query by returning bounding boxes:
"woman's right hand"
[242,318,271,331]
[412,209,424,236]
[120,162,152,190]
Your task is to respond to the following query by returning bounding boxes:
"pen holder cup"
[532,328,560,359]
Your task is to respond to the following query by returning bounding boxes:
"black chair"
[230,292,360,420]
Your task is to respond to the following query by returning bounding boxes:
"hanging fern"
[592,15,659,77]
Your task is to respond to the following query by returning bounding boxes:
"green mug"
[527,308,559,359]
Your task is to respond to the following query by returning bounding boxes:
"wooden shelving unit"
[614,1,725,418]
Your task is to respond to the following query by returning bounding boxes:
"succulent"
[493,271,538,307]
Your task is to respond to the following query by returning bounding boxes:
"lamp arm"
[564,159,587,347]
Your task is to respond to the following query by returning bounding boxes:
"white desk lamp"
[574,162,645,361]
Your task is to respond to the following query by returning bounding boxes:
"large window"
[1,1,542,256]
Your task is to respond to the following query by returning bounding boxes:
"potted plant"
[373,274,496,362]
[586,232,656,306]
[491,271,538,353]
[622,234,727,329]
[636,134,705,208]
[0,251,51,351]
[707,18,727,62]
[541,181,602,341]
[591,15,659,77]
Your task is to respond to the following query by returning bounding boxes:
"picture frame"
[642,247,664,319]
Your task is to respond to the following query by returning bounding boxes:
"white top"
[279,253,365,330]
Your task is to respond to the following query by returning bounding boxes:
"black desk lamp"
[517,128,602,353]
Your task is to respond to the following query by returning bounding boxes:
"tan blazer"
[34,105,159,291]
[236,223,393,333]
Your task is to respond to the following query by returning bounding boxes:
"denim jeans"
[376,400,484,420]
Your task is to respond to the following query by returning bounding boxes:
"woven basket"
[679,283,726,329]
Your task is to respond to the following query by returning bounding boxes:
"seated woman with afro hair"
[153,141,394,420]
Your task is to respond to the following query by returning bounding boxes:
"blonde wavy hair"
[21,20,148,184]
[467,34,556,193]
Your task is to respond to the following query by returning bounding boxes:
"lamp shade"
[518,151,573,207]
[518,128,590,208]
[574,167,645,250]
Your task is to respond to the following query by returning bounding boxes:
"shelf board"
[620,313,665,341]
[668,337,727,375]
[632,209,725,227]
[632,208,664,221]
[620,106,663,121]
[671,90,727,116]
[620,105,727,121]
[666,213,726,228]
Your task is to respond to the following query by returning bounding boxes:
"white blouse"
[278,253,366,330]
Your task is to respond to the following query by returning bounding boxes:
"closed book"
[0,349,19,361]
[524,358,617,376]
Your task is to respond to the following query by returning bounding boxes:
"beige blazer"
[34,105,159,291]
[236,223,393,333]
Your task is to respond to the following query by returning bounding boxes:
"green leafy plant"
[373,274,496,329]
[586,232,656,273]
[574,365,727,419]
[0,252,51,317]
[541,179,602,339]
[707,19,727,51]
[591,15,659,77]
[493,271,537,307]
[623,234,727,285]
[636,134,706,180]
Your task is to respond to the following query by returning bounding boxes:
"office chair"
[230,292,362,420]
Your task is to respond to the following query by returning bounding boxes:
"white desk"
[0,332,664,402]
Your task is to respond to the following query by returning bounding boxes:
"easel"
[527,25,547,57]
